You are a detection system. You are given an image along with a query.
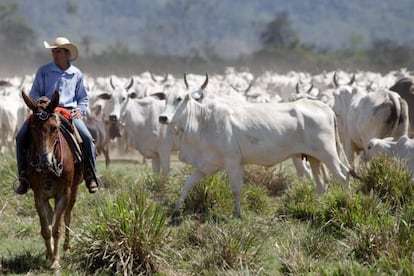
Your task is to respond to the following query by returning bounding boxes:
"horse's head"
[22,91,63,175]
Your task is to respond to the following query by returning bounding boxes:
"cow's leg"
[102,147,110,168]
[307,157,326,194]
[318,151,350,190]
[226,165,244,218]
[343,140,355,168]
[151,154,161,174]
[292,157,312,179]
[172,169,205,218]
[159,149,171,176]
[34,197,54,262]
[320,163,330,184]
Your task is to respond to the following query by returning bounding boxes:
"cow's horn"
[201,73,209,90]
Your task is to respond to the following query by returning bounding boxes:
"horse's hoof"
[50,260,61,270]
[168,211,182,226]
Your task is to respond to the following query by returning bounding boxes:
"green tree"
[0,2,35,52]
[260,11,299,49]
[66,1,78,15]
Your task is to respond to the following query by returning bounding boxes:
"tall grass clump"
[358,155,414,211]
[182,172,235,221]
[69,188,169,275]
[316,187,390,238]
[244,165,292,196]
[276,178,319,220]
[180,170,272,221]
[169,219,267,274]
[97,166,139,189]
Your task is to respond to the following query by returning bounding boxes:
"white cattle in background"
[158,74,356,219]
[130,72,176,99]
[222,67,254,92]
[365,135,414,182]
[97,77,180,175]
[329,85,409,167]
[0,84,27,155]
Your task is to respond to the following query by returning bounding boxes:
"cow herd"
[1,67,414,217]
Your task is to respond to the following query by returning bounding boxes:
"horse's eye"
[176,97,182,102]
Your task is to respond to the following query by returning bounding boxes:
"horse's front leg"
[50,195,69,269]
[34,197,54,262]
[63,185,78,255]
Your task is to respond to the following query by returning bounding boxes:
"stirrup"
[85,176,99,193]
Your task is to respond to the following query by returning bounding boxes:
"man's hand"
[71,108,82,119]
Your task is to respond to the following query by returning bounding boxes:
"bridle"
[29,110,64,177]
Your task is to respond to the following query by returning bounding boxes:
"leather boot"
[15,172,30,195]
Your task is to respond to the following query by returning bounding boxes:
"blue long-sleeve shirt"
[29,62,89,116]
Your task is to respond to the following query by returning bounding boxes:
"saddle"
[57,111,83,164]
[26,97,84,164]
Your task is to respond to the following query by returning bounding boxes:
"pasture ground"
[1,153,414,275]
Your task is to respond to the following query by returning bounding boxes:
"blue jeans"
[15,118,97,175]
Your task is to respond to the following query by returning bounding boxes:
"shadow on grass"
[0,250,48,274]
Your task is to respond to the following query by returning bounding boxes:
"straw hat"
[43,37,78,61]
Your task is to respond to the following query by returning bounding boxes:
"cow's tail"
[396,96,409,136]
[333,112,360,179]
[387,91,405,137]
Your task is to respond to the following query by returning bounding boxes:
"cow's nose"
[159,116,168,124]
[109,115,118,122]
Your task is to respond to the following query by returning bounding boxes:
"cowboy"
[15,37,99,194]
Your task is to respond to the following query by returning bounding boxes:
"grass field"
[1,153,414,275]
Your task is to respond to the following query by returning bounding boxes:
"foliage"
[1,1,413,77]
[260,11,300,49]
[182,172,234,221]
[357,155,414,212]
[277,178,319,221]
[0,2,35,52]
[69,188,169,275]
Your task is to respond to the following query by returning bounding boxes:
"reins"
[29,112,64,177]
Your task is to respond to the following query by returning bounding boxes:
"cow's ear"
[151,92,166,100]
[190,89,204,101]
[129,92,137,99]
[98,93,111,100]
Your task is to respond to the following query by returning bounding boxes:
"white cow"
[98,78,180,175]
[159,74,356,219]
[330,85,409,167]
[365,135,414,182]
[0,85,27,155]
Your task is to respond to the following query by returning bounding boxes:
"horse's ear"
[47,91,60,112]
[21,90,37,111]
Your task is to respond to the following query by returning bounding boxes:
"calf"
[365,135,414,181]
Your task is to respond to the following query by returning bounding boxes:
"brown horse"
[22,91,83,269]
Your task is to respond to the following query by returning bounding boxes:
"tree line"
[1,3,413,77]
